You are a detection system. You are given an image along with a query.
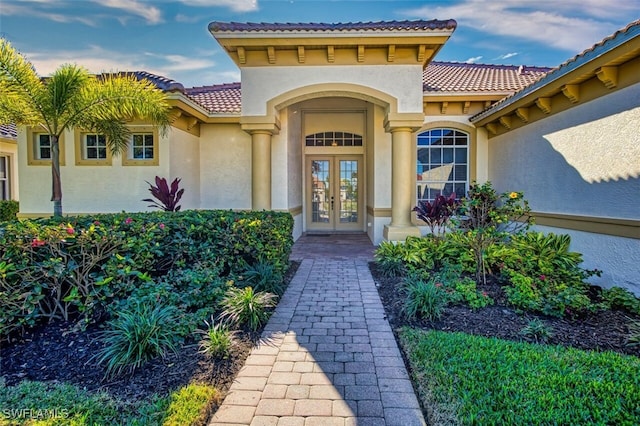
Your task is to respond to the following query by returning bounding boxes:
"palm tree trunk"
[50,135,63,217]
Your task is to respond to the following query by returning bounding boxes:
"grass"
[399,328,640,425]
[0,379,218,426]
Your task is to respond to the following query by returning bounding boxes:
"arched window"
[305,131,363,147]
[416,128,469,203]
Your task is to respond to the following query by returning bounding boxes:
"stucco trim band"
[531,212,639,239]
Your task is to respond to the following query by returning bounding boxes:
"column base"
[383,224,422,242]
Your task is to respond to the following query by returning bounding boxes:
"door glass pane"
[339,160,358,223]
[311,160,330,223]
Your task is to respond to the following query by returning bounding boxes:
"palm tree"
[0,38,170,217]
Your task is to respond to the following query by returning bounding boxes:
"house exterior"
[6,19,640,293]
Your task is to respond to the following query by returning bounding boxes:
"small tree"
[454,182,533,285]
[0,38,170,217]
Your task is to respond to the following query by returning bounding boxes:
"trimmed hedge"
[0,210,293,339]
[0,200,18,221]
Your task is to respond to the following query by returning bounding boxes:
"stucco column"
[384,115,423,241]
[250,130,272,210]
[241,115,280,211]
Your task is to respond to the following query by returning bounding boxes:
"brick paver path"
[209,236,425,426]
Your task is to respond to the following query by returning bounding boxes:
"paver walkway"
[209,234,425,426]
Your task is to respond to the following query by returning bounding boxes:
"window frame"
[74,129,112,166]
[122,127,159,166]
[413,123,476,205]
[0,154,10,200]
[26,127,66,166]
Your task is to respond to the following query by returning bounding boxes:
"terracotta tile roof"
[471,19,640,122]
[209,20,457,33]
[185,83,242,114]
[0,123,16,140]
[424,61,551,93]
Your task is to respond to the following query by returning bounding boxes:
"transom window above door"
[416,128,469,203]
[305,131,363,147]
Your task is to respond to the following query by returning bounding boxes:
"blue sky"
[1,0,639,88]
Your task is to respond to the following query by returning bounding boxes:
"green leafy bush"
[601,286,640,315]
[219,286,277,331]
[242,260,285,295]
[162,383,220,426]
[501,232,595,317]
[94,302,181,377]
[403,275,448,321]
[520,318,553,343]
[0,199,18,221]
[374,241,406,277]
[197,319,237,359]
[0,210,293,341]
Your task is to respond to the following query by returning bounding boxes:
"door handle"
[330,196,334,211]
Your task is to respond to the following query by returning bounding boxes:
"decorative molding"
[387,45,395,62]
[366,206,392,217]
[561,84,580,103]
[267,46,276,64]
[499,115,511,129]
[535,97,552,114]
[326,45,335,63]
[532,212,639,239]
[463,101,471,114]
[484,100,492,109]
[596,66,618,89]
[515,107,529,123]
[186,117,199,131]
[485,122,498,134]
[357,45,365,62]
[237,47,246,64]
[441,101,448,114]
[297,46,305,63]
[288,205,303,217]
[417,45,426,62]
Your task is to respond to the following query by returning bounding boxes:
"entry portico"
[209,20,457,243]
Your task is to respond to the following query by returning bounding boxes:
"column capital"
[240,115,281,135]
[384,112,424,133]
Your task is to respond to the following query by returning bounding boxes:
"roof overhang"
[209,20,456,68]
[471,20,640,135]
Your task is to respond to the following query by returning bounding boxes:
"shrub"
[219,286,277,331]
[197,319,237,359]
[520,318,553,343]
[143,176,184,212]
[0,199,18,221]
[243,260,285,295]
[374,241,406,277]
[94,302,181,377]
[413,192,459,236]
[501,232,595,317]
[601,286,640,315]
[163,383,220,426]
[403,275,448,321]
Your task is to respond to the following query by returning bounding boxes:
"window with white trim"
[131,133,154,160]
[35,134,52,160]
[0,155,9,200]
[416,128,469,203]
[83,134,107,160]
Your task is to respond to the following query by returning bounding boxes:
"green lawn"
[400,328,640,425]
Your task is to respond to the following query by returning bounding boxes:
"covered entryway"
[307,155,362,232]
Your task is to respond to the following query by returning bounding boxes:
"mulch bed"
[370,263,640,358]
[0,261,300,405]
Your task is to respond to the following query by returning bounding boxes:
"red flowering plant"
[142,176,184,212]
[413,192,459,237]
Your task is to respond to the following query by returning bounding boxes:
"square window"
[84,134,107,159]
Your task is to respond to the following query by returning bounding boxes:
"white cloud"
[96,0,163,24]
[496,52,518,60]
[465,56,482,64]
[401,0,638,53]
[178,0,259,13]
[175,13,202,23]
[0,3,96,26]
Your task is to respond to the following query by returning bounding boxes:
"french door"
[307,155,362,232]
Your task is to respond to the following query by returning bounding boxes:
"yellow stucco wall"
[198,123,252,210]
[169,127,201,210]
